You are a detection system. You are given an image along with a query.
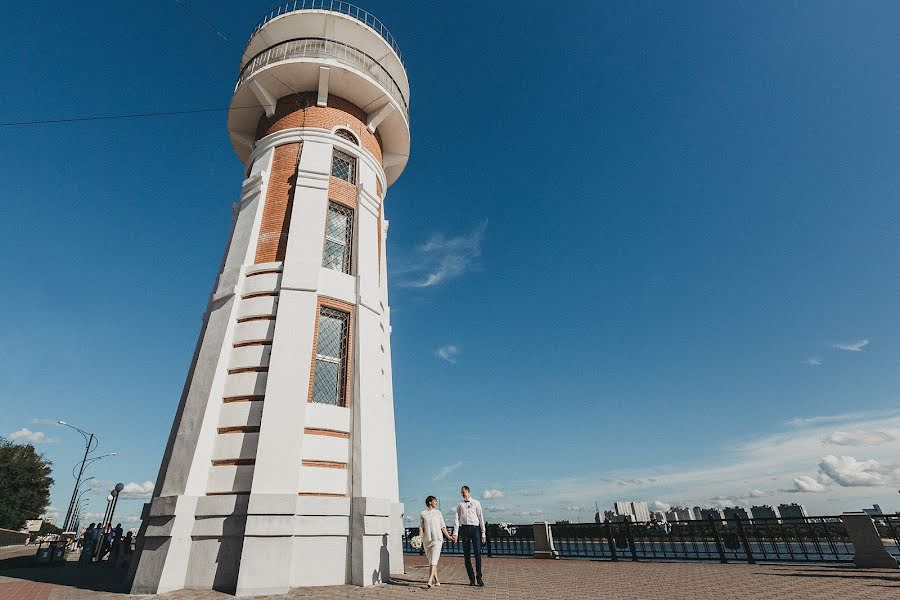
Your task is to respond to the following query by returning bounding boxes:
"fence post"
[708,516,728,564]
[841,512,900,569]
[486,525,492,558]
[532,522,559,559]
[604,520,618,561]
[734,515,755,564]
[624,523,638,561]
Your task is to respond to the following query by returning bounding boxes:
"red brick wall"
[257,93,383,163]
[254,143,301,263]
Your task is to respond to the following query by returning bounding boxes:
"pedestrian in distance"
[120,531,134,568]
[97,523,113,561]
[452,485,486,587]
[79,523,96,563]
[420,496,453,588]
[108,523,124,567]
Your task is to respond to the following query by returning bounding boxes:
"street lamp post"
[58,421,97,532]
[108,483,125,525]
[58,420,117,532]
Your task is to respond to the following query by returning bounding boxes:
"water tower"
[130,2,410,595]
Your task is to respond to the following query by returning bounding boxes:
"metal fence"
[404,516,900,564]
[403,523,535,557]
[253,1,404,64]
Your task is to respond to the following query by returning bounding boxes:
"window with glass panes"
[311,306,350,406]
[334,129,358,145]
[331,149,356,183]
[322,202,353,273]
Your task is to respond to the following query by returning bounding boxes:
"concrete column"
[841,512,899,569]
[235,140,329,597]
[131,156,271,595]
[533,522,559,559]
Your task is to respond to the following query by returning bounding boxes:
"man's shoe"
[469,580,477,586]
[477,578,485,587]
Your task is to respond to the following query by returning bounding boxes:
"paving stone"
[1,553,898,599]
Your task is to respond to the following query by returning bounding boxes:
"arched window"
[334,128,359,145]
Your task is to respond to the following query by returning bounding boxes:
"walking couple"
[419,485,487,589]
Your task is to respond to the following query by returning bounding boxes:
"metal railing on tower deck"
[253,1,404,65]
[236,37,409,120]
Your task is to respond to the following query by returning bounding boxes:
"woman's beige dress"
[419,508,446,566]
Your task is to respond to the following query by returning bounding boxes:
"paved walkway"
[0,551,897,599]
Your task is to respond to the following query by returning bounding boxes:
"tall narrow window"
[322,202,353,273]
[311,307,350,406]
[331,149,357,183]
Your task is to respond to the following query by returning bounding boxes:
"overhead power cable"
[0,105,273,128]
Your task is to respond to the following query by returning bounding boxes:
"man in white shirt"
[452,485,486,587]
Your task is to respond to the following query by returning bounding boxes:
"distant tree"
[0,437,54,530]
[38,521,62,535]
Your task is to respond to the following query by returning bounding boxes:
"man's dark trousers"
[459,524,483,583]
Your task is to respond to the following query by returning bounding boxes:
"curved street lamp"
[58,420,102,531]
[71,453,117,479]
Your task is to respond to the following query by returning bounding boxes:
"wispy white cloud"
[514,509,544,517]
[482,488,504,499]
[8,428,58,444]
[564,505,585,512]
[818,455,895,487]
[833,339,869,352]
[435,345,460,364]
[505,410,900,515]
[397,221,487,288]
[433,462,463,482]
[651,500,671,511]
[802,357,822,366]
[824,430,895,446]
[785,408,900,428]
[787,475,827,493]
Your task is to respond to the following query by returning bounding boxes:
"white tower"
[129,3,410,595]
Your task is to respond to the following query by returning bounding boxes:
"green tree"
[0,437,54,530]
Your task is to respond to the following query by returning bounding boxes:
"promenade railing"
[403,516,900,564]
[403,523,534,557]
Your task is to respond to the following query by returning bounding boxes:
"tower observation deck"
[129,2,411,596]
[228,1,410,184]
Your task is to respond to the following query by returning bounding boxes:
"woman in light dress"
[420,495,453,588]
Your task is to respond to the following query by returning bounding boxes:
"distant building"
[602,510,617,522]
[651,511,666,522]
[863,505,885,524]
[692,506,703,521]
[674,507,694,521]
[863,504,883,517]
[722,507,750,521]
[24,520,43,533]
[664,509,680,522]
[751,505,780,522]
[614,501,650,523]
[700,508,723,520]
[555,520,571,525]
[778,503,808,523]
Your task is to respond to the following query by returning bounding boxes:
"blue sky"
[1,1,898,527]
